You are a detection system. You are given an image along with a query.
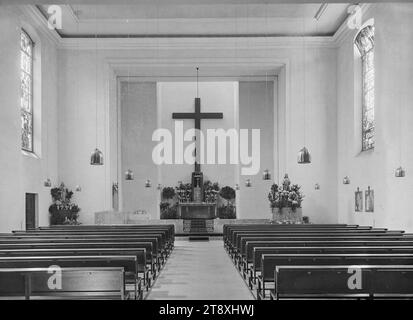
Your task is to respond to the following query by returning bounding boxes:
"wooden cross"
[172,97,223,172]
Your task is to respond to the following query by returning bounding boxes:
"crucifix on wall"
[171,68,223,202]
[172,68,224,173]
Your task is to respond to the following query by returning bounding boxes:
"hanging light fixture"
[90,6,103,166]
[297,147,311,164]
[145,179,152,188]
[343,176,351,185]
[298,17,311,164]
[44,178,52,187]
[90,148,104,165]
[395,167,406,178]
[125,169,134,181]
[314,183,320,190]
[245,179,252,187]
[262,169,271,180]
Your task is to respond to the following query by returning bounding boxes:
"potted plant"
[218,186,236,219]
[268,174,303,223]
[49,183,81,225]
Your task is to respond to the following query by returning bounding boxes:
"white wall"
[0,6,58,232]
[238,81,275,219]
[157,82,238,188]
[58,49,112,225]
[57,40,338,224]
[337,3,413,232]
[282,47,338,224]
[120,82,158,216]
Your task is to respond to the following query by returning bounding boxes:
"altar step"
[183,219,214,234]
[188,235,210,241]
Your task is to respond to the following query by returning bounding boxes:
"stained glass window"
[355,25,375,151]
[20,29,34,152]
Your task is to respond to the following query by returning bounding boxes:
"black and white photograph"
[1,0,413,310]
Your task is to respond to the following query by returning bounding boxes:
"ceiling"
[37,3,351,38]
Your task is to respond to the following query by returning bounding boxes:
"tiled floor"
[147,239,254,300]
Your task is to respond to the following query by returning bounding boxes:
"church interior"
[0,1,413,301]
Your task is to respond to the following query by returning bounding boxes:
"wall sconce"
[75,185,82,192]
[145,179,152,188]
[245,179,252,187]
[395,166,406,178]
[297,146,311,164]
[125,169,134,180]
[262,169,271,180]
[314,183,320,190]
[44,178,52,187]
[343,176,351,184]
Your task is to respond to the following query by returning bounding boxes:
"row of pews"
[0,224,174,300]
[224,223,413,300]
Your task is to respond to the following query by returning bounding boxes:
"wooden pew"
[0,241,155,283]
[0,267,125,300]
[228,229,402,254]
[248,246,413,287]
[18,226,173,243]
[39,224,175,245]
[0,235,163,267]
[223,224,362,242]
[257,253,413,299]
[243,240,413,270]
[0,255,142,299]
[270,265,413,300]
[231,230,406,253]
[233,234,413,264]
[223,225,374,248]
[11,231,168,252]
[0,248,149,286]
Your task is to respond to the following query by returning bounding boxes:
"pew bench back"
[0,267,125,300]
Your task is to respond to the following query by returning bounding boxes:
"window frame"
[355,24,375,152]
[20,28,35,153]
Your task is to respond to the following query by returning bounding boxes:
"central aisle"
[147,239,254,300]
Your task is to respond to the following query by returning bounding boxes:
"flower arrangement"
[203,180,220,203]
[175,182,192,203]
[49,183,81,225]
[268,174,304,211]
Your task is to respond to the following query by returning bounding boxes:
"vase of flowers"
[204,180,220,203]
[268,174,304,223]
[49,183,81,225]
[176,182,192,203]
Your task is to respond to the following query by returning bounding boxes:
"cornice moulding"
[21,4,378,51]
[19,5,61,46]
[59,36,336,50]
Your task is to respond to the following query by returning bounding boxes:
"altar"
[178,202,217,219]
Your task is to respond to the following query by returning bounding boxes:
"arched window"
[355,24,375,151]
[20,29,34,152]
